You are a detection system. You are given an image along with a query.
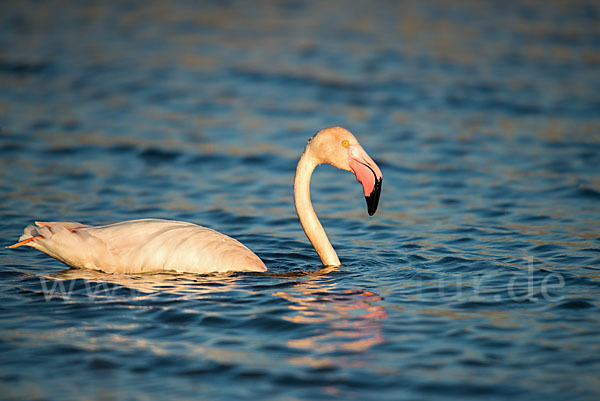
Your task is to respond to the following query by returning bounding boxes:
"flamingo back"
[15,219,267,273]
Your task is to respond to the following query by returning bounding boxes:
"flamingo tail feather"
[6,235,45,248]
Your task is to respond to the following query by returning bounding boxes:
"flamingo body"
[15,219,266,273]
[8,126,382,273]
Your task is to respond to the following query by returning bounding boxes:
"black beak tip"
[365,177,382,216]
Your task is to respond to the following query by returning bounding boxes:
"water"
[1,1,599,400]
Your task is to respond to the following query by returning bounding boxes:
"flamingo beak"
[348,145,383,216]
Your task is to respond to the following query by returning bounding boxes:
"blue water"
[1,1,600,400]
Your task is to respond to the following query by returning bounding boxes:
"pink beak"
[348,145,383,216]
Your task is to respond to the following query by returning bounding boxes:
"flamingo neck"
[294,150,341,267]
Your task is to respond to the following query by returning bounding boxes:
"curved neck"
[294,150,341,267]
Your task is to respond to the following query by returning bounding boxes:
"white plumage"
[17,219,266,273]
[8,127,382,274]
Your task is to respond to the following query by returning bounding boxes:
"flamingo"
[7,127,383,273]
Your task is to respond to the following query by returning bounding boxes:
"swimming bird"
[7,127,382,273]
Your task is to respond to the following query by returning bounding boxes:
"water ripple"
[1,1,600,401]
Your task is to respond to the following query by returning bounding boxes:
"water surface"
[1,1,599,400]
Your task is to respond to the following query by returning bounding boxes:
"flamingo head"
[307,126,383,216]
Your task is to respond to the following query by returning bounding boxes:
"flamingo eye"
[342,140,349,148]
